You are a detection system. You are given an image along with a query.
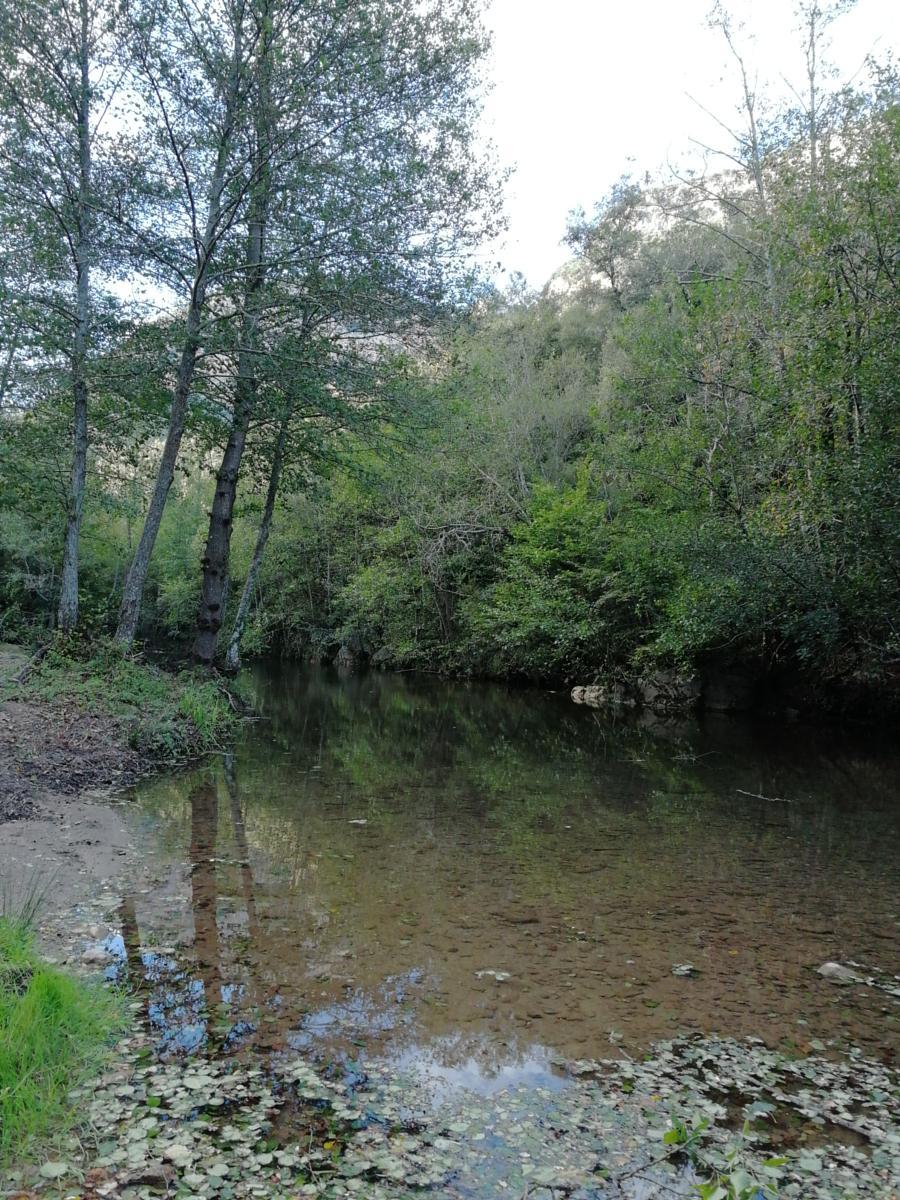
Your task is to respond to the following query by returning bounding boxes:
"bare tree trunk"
[193,6,271,665]
[115,304,204,645]
[0,328,19,411]
[190,391,254,664]
[805,3,820,192]
[224,416,287,673]
[191,242,262,662]
[115,56,241,648]
[57,0,92,633]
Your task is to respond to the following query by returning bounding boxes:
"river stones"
[816,961,863,985]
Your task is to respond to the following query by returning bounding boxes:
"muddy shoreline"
[0,642,199,960]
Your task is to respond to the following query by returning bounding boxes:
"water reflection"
[121,664,900,1080]
[189,778,222,1012]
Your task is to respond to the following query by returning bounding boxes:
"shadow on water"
[111,663,900,1089]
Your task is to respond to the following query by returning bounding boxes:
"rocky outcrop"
[571,665,759,714]
[571,682,636,708]
[335,632,369,670]
[572,671,700,714]
[636,670,701,713]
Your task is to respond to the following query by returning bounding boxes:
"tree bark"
[115,303,204,645]
[0,329,19,412]
[224,416,287,673]
[191,250,262,662]
[57,0,92,633]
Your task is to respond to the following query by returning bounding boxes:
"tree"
[565,178,646,311]
[190,0,501,664]
[112,0,257,646]
[0,0,114,630]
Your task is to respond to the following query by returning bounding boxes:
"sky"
[480,0,900,286]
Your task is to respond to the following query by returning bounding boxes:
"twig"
[735,788,792,804]
[14,642,50,684]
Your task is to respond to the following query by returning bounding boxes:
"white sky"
[480,0,900,286]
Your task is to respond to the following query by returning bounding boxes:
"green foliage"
[1,37,897,712]
[469,475,611,677]
[0,914,124,1164]
[17,638,237,757]
[658,1112,785,1200]
[240,73,898,706]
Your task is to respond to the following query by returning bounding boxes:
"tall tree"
[113,0,256,646]
[190,0,500,664]
[0,0,111,630]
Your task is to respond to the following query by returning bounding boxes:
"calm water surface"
[119,664,900,1089]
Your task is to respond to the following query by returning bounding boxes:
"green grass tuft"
[0,916,126,1164]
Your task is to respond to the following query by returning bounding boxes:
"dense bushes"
[242,80,900,705]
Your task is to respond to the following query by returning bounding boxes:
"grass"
[0,912,126,1165]
[12,636,241,759]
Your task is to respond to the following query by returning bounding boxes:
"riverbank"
[0,640,241,822]
[0,914,126,1166]
[5,1007,899,1197]
[0,641,244,1178]
[0,639,243,956]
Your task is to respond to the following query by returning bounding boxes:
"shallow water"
[117,663,900,1088]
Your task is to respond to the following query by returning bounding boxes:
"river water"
[115,663,900,1091]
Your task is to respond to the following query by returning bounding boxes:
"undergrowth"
[11,636,241,759]
[0,910,125,1165]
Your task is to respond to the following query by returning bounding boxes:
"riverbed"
[33,663,900,1198]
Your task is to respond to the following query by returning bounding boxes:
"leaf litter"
[10,1029,898,1200]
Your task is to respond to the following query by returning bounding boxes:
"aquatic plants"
[13,1032,898,1197]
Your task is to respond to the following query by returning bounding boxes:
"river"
[108,661,899,1087]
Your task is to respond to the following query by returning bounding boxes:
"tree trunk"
[192,396,254,664]
[115,304,204,645]
[224,416,287,673]
[115,53,241,648]
[57,0,92,633]
[0,328,19,411]
[193,11,272,665]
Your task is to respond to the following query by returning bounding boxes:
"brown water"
[113,664,900,1090]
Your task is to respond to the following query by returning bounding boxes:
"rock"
[671,963,699,977]
[474,969,511,982]
[335,632,368,670]
[638,670,701,713]
[82,945,112,965]
[571,683,636,708]
[816,961,863,985]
